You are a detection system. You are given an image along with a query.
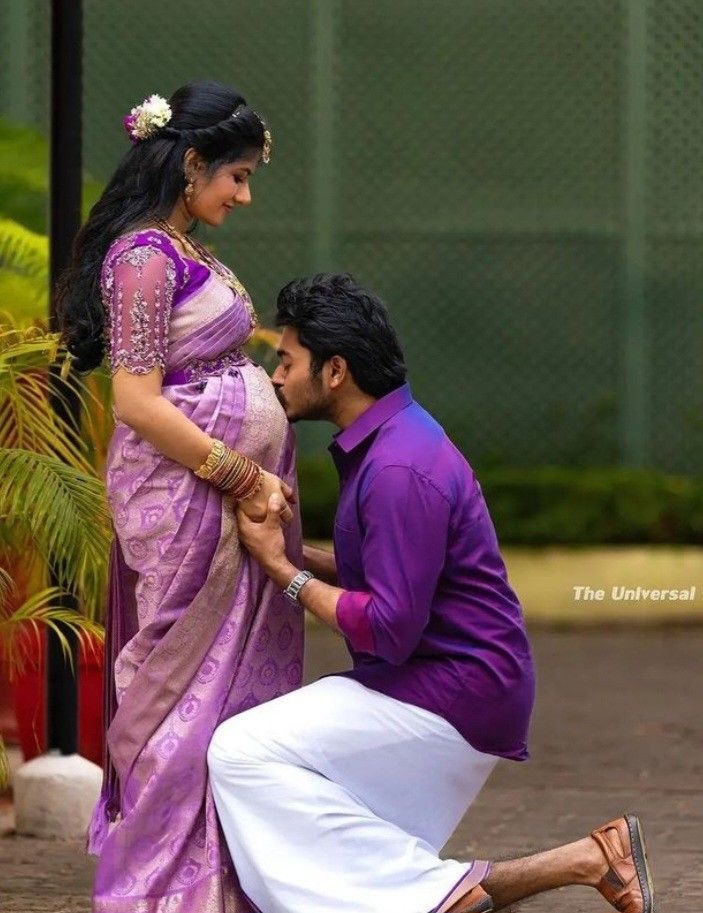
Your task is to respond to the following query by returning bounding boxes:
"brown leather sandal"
[591,814,655,913]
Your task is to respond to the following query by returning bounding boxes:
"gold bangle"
[195,439,226,479]
[195,439,265,499]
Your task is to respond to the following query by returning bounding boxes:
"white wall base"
[13,752,102,839]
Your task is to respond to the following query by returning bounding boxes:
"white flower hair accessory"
[123,94,172,145]
[262,129,273,164]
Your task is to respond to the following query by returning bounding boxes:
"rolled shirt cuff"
[335,590,375,654]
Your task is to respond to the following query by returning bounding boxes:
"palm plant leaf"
[0,271,47,322]
[0,370,93,474]
[0,568,106,784]
[0,218,48,299]
[0,582,104,678]
[0,735,10,790]
[0,573,104,789]
[0,565,11,599]
[250,327,280,349]
[0,319,95,474]
[0,449,111,618]
[80,366,113,475]
[0,318,60,373]
[0,587,104,677]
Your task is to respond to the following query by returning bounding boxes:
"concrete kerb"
[307,542,703,625]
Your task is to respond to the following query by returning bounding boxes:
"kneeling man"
[208,274,654,913]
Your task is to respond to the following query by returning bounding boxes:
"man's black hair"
[276,273,407,398]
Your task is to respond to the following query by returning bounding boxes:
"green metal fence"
[2,0,702,471]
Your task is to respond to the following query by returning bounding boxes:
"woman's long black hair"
[55,81,266,371]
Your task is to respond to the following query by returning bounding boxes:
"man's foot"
[591,815,655,913]
[443,884,493,913]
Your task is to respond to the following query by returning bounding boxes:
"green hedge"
[0,118,102,232]
[297,458,703,545]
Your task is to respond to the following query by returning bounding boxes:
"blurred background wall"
[1,0,702,474]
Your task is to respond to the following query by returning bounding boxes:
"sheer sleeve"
[103,243,178,375]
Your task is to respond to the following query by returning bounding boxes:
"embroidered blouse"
[101,231,188,376]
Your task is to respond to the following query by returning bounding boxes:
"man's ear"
[327,355,348,389]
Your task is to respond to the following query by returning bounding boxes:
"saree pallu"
[88,229,304,913]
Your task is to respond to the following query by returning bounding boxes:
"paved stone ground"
[1,627,700,911]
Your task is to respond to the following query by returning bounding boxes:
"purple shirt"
[332,384,535,760]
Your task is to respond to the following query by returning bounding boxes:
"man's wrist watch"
[284,570,314,603]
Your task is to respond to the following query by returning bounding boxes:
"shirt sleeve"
[103,242,177,375]
[335,465,451,665]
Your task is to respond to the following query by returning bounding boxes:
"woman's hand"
[236,469,296,523]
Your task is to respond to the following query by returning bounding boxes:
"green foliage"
[0,567,102,681]
[0,319,91,472]
[297,456,341,539]
[0,117,103,233]
[0,449,111,614]
[479,467,703,544]
[0,565,103,789]
[0,314,109,785]
[0,316,111,614]
[0,117,103,324]
[0,735,8,787]
[297,456,703,544]
[0,316,109,782]
[0,217,49,321]
[0,118,48,234]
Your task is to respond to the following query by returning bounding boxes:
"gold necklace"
[153,218,259,327]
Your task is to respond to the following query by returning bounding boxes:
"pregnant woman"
[56,81,304,912]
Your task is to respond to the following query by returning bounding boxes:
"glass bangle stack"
[195,439,265,501]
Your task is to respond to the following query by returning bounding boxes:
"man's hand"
[236,493,293,579]
[236,494,345,631]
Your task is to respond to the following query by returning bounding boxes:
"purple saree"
[87,228,304,913]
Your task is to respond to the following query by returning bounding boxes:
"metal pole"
[48,0,83,754]
[622,0,648,466]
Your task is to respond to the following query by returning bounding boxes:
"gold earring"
[184,179,195,199]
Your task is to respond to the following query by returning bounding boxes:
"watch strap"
[284,570,314,602]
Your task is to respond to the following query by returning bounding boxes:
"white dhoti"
[207,676,498,913]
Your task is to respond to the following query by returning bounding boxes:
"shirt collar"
[330,383,413,454]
